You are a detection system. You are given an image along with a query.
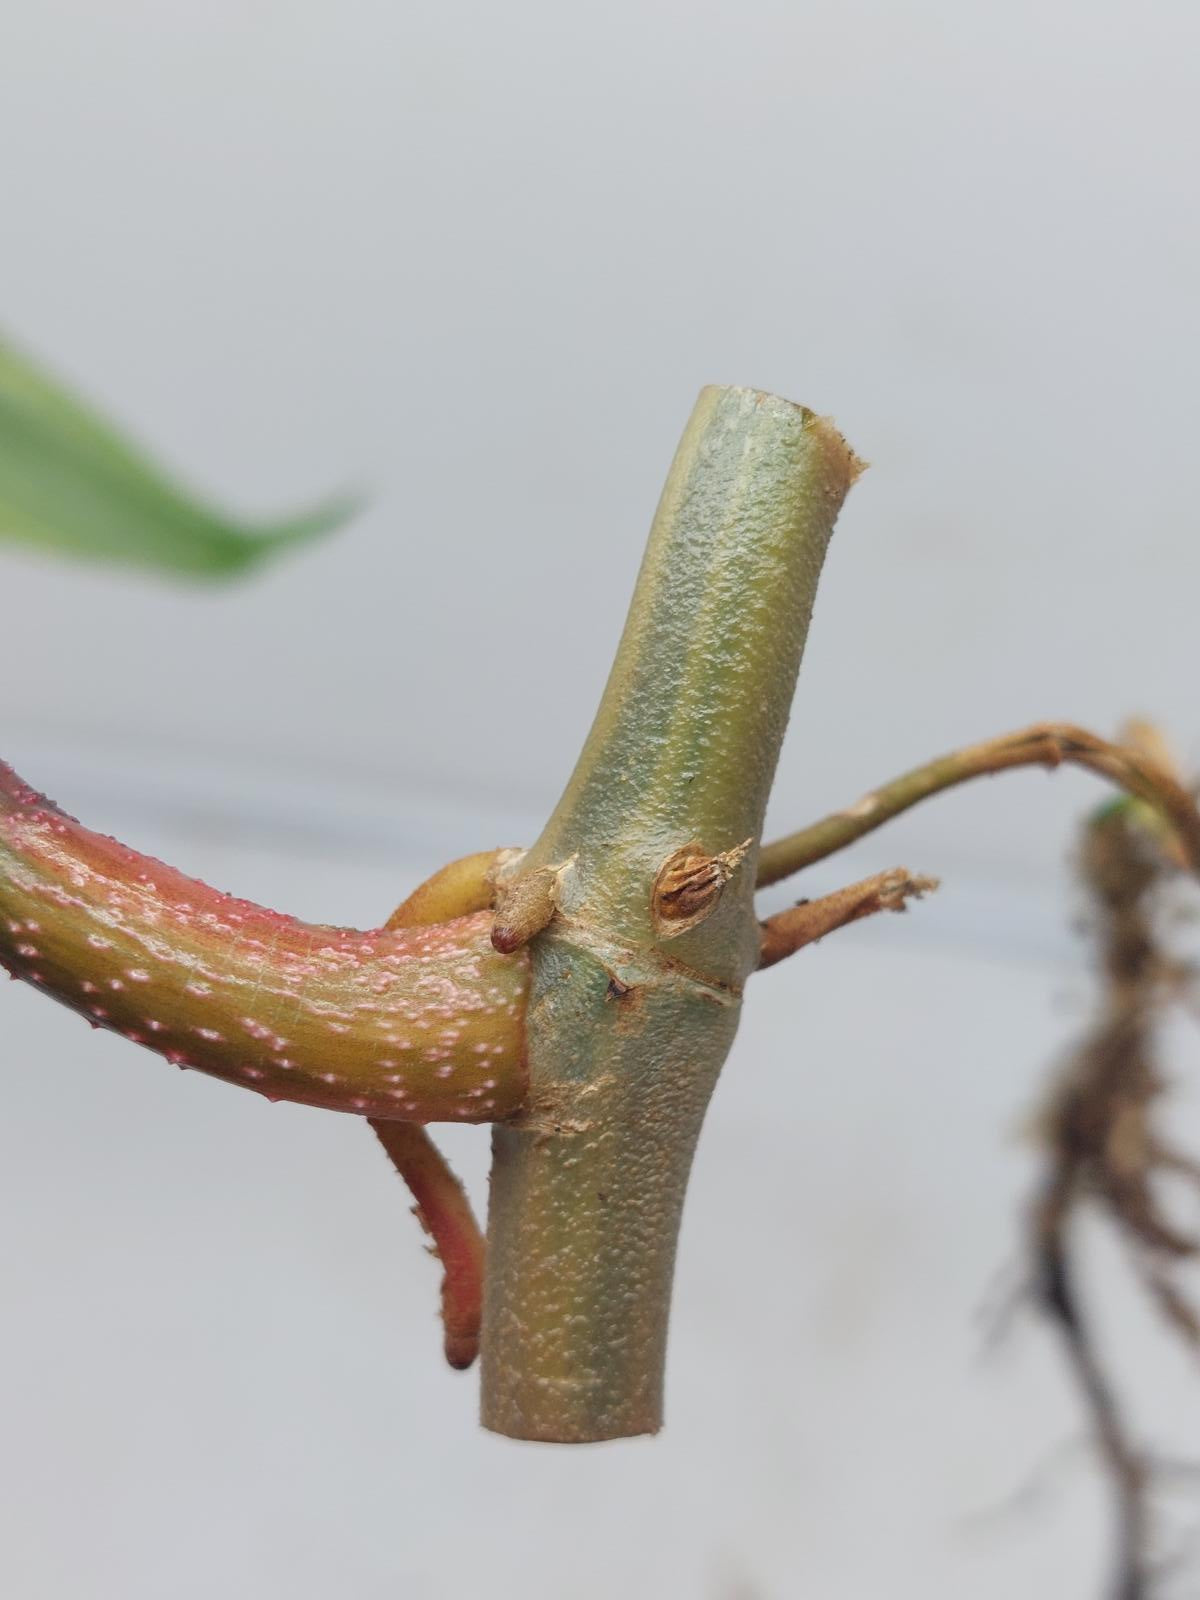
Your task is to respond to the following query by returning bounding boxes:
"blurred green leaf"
[0,335,356,578]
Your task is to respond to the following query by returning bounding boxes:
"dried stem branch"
[757,867,937,969]
[757,724,1200,889]
[1028,737,1200,1599]
[1033,1194,1151,1600]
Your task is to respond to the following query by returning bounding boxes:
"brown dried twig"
[757,868,938,970]
[1027,729,1200,1599]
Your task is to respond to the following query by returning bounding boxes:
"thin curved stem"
[0,762,529,1121]
[757,723,1200,889]
[370,1119,486,1370]
[375,856,498,1369]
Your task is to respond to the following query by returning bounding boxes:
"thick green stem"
[480,386,860,1441]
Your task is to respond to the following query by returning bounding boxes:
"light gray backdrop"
[1,3,1197,1596]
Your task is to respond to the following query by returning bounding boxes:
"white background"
[1,3,1199,1596]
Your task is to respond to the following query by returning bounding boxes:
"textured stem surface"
[481,386,860,1441]
[0,763,529,1120]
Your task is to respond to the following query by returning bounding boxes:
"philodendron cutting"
[6,383,1196,1443]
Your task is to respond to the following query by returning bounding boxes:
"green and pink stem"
[0,762,529,1121]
